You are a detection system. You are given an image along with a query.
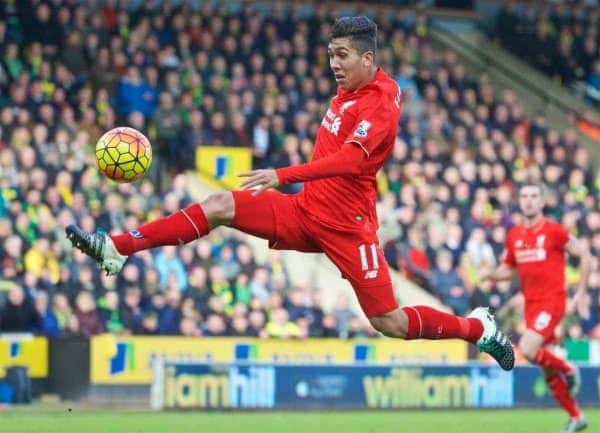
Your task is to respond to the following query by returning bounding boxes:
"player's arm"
[238,142,366,196]
[239,98,392,195]
[497,292,524,321]
[275,142,366,184]
[565,235,592,296]
[479,237,517,282]
[479,263,515,282]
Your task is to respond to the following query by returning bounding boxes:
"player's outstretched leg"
[66,192,233,275]
[322,235,514,370]
[370,305,515,371]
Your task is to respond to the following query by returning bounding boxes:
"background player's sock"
[110,204,209,255]
[546,372,582,419]
[534,348,573,374]
[401,305,483,344]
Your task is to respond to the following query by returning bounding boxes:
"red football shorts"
[231,190,398,318]
[524,298,566,344]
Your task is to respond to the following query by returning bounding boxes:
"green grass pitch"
[1,404,598,433]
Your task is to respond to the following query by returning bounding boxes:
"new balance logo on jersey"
[354,120,371,138]
[364,270,379,279]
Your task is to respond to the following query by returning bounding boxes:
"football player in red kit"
[481,183,591,433]
[67,17,514,370]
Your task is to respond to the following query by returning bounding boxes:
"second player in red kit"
[482,183,591,432]
[66,16,515,371]
[503,217,570,342]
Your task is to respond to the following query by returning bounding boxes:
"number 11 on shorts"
[359,243,379,279]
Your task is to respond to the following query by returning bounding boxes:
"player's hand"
[238,169,279,196]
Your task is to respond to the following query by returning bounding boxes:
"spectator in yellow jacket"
[24,236,60,284]
[265,307,301,338]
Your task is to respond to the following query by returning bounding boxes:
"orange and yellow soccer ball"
[95,127,152,183]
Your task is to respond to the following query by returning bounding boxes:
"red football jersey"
[297,68,402,230]
[503,218,570,302]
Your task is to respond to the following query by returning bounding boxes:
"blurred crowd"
[0,1,598,343]
[0,1,381,339]
[494,1,600,107]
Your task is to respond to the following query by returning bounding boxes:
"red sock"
[546,373,582,419]
[534,348,573,374]
[110,204,209,255]
[401,305,483,344]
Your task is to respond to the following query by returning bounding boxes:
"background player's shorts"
[231,190,398,318]
[524,298,566,344]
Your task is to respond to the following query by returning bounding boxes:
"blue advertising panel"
[273,365,514,409]
[513,367,600,407]
[154,362,600,410]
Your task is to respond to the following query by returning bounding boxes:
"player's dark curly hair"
[330,16,377,54]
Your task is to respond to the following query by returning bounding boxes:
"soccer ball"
[95,127,152,183]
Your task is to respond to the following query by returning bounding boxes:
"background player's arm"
[479,263,515,282]
[497,292,524,321]
[565,235,592,297]
[238,143,366,195]
[480,234,517,283]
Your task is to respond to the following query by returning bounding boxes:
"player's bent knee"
[200,192,234,226]
[369,309,408,338]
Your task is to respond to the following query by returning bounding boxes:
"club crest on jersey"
[354,120,371,138]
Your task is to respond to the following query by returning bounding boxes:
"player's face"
[328,37,373,91]
[519,186,544,218]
